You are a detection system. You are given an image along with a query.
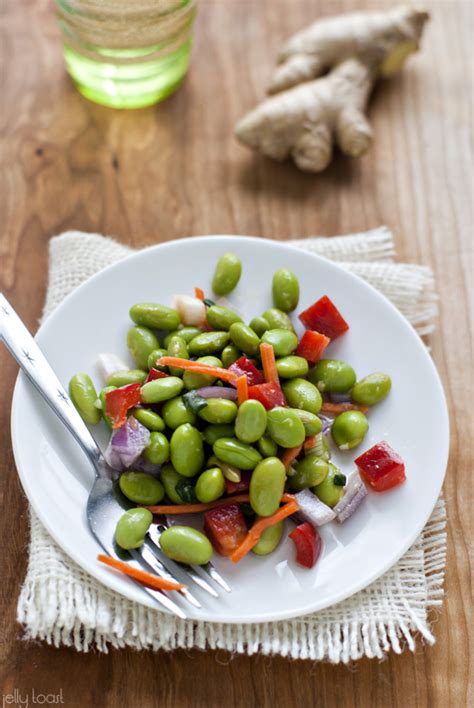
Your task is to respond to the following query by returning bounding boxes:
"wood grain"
[0,0,472,706]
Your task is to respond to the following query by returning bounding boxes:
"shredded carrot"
[281,445,303,469]
[303,436,317,450]
[260,342,279,384]
[157,357,238,383]
[321,401,369,414]
[97,554,186,591]
[145,493,295,516]
[230,498,299,563]
[236,374,249,405]
[195,287,205,301]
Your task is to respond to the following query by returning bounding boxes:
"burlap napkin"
[17,227,447,662]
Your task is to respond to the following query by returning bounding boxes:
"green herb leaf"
[334,473,347,487]
[175,479,198,504]
[183,390,209,414]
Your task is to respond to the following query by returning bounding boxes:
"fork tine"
[131,546,202,609]
[108,552,187,619]
[147,526,219,598]
[194,562,232,593]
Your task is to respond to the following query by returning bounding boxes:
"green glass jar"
[55,0,197,109]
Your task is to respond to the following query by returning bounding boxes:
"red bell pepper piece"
[145,368,169,383]
[295,330,330,364]
[289,522,322,569]
[105,384,142,429]
[248,381,286,410]
[229,356,264,386]
[204,504,248,557]
[298,296,349,339]
[355,441,406,492]
[225,470,252,495]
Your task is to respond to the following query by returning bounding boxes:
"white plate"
[11,236,449,623]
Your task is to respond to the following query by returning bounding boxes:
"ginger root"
[235,6,429,173]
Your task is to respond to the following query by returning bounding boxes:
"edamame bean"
[275,356,309,379]
[288,455,329,492]
[115,508,152,550]
[159,526,213,565]
[183,355,222,389]
[69,373,101,424]
[144,432,170,465]
[208,455,241,483]
[272,268,300,312]
[213,438,262,470]
[261,328,298,357]
[203,424,236,445]
[130,302,181,330]
[147,348,168,371]
[188,331,230,356]
[163,327,201,347]
[140,376,183,403]
[132,407,166,432]
[212,252,242,295]
[206,305,243,331]
[119,471,164,505]
[127,326,159,370]
[282,378,322,413]
[262,308,294,332]
[195,467,225,503]
[250,457,286,516]
[249,316,270,337]
[229,322,260,357]
[257,435,278,457]
[170,424,204,477]
[99,385,116,428]
[252,519,284,555]
[266,407,306,448]
[351,372,392,406]
[198,398,238,424]
[167,335,189,376]
[160,465,187,504]
[331,411,368,450]
[235,400,267,443]
[308,359,356,393]
[313,463,344,507]
[291,409,323,436]
[221,344,241,367]
[107,369,147,387]
[162,395,197,429]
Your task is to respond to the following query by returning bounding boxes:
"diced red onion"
[196,386,237,400]
[293,489,336,526]
[173,294,207,326]
[104,416,150,471]
[133,456,162,477]
[318,415,332,435]
[330,391,352,403]
[97,352,129,382]
[334,472,368,523]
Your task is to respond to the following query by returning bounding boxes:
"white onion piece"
[334,472,368,523]
[294,489,336,526]
[97,352,129,382]
[173,294,207,326]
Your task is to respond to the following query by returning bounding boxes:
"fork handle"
[0,293,102,468]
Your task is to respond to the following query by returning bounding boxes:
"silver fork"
[0,294,230,619]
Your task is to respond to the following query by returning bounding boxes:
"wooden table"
[1,1,471,705]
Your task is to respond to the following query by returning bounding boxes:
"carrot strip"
[303,436,317,450]
[157,357,238,383]
[145,493,295,516]
[281,445,302,470]
[236,374,249,405]
[230,498,299,563]
[97,554,186,591]
[260,342,279,384]
[195,287,205,301]
[321,401,369,414]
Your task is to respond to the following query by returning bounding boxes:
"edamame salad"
[70,253,406,589]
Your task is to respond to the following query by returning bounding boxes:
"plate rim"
[10,234,450,623]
